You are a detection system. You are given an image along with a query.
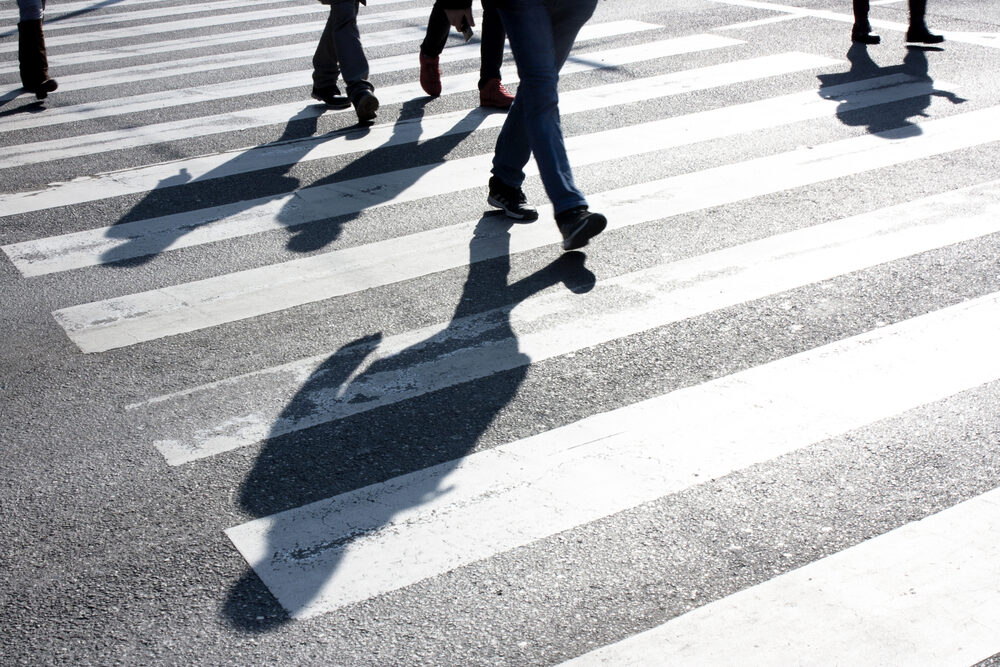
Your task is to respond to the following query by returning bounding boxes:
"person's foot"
[311,85,350,109]
[479,78,514,109]
[352,89,379,124]
[487,176,538,221]
[419,53,442,97]
[851,25,880,44]
[33,77,57,100]
[556,206,606,251]
[906,25,944,43]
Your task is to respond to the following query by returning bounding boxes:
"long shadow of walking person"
[99,107,325,267]
[223,217,596,630]
[817,43,965,137]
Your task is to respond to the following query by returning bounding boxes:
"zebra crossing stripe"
[1,47,811,228]
[0,0,196,20]
[0,4,429,55]
[0,23,677,158]
[224,291,1000,619]
[46,82,982,354]
[4,27,430,92]
[562,488,1000,665]
[0,20,663,130]
[140,177,1000,465]
[15,0,331,32]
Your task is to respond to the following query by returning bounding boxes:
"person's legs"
[418,2,448,97]
[906,0,943,42]
[421,2,451,58]
[17,0,57,98]
[313,0,378,121]
[479,3,505,87]
[851,0,879,44]
[492,0,594,215]
[477,2,515,108]
[312,4,342,93]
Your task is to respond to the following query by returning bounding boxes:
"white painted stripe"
[141,178,1000,464]
[708,0,1000,49]
[225,292,1000,618]
[0,0,389,23]
[2,47,804,235]
[0,0,197,21]
[0,20,662,131]
[0,23,672,159]
[563,488,1000,666]
[18,0,331,32]
[0,22,331,76]
[0,5,428,55]
[3,27,429,92]
[50,96,993,355]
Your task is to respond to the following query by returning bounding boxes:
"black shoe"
[556,206,606,251]
[352,90,379,124]
[311,86,350,109]
[487,176,538,221]
[906,26,944,43]
[851,26,880,44]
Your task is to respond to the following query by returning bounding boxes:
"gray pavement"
[2,0,1000,664]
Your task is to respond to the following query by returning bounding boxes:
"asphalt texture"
[2,0,1000,664]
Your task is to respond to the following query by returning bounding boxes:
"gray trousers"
[312,0,374,98]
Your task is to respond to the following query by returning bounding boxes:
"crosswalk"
[3,0,1000,663]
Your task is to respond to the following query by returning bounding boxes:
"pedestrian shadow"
[817,44,965,137]
[222,218,597,631]
[98,106,326,266]
[98,97,486,266]
[276,98,485,254]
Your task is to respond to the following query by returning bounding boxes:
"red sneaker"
[479,78,514,109]
[419,53,442,97]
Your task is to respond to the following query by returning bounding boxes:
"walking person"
[851,0,943,45]
[444,0,607,251]
[312,0,380,124]
[420,1,515,109]
[16,0,58,100]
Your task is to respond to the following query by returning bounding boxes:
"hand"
[444,8,474,31]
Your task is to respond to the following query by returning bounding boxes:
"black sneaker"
[311,86,351,109]
[905,26,944,44]
[487,176,538,221]
[352,90,379,124]
[556,206,606,251]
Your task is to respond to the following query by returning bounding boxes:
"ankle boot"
[906,0,944,43]
[18,19,58,100]
[851,0,879,43]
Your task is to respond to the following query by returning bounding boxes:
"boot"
[851,0,880,44]
[906,0,944,43]
[18,19,58,100]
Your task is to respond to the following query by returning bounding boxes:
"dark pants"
[420,1,506,90]
[853,0,928,28]
[312,0,374,99]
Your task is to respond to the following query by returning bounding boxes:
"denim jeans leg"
[492,0,595,214]
[314,0,373,96]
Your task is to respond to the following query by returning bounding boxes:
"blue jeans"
[313,0,374,99]
[492,0,597,215]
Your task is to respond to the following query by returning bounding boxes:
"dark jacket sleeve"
[437,0,473,8]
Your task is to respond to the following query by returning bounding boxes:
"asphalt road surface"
[2,0,1000,664]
